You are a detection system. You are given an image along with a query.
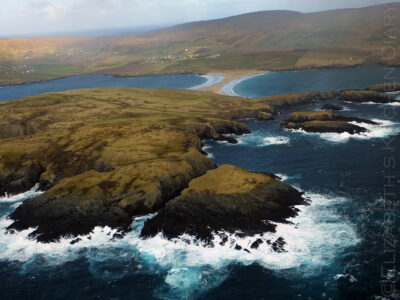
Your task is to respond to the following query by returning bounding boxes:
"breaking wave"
[287,119,400,143]
[0,184,42,204]
[0,187,360,299]
[236,132,290,147]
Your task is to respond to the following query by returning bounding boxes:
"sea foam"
[288,119,400,143]
[0,184,42,203]
[0,186,360,300]
[0,193,359,290]
[236,132,290,147]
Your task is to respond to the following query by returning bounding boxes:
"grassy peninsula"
[0,88,278,241]
[1,88,341,241]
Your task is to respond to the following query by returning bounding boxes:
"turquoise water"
[0,73,207,101]
[234,65,397,98]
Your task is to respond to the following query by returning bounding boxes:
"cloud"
[43,3,69,19]
[0,0,395,37]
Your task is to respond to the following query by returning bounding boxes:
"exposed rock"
[0,88,279,242]
[288,121,367,134]
[322,104,343,111]
[271,237,286,252]
[256,111,274,121]
[283,111,376,124]
[214,135,239,144]
[339,90,395,103]
[280,111,378,134]
[250,238,264,249]
[0,160,44,196]
[366,82,400,93]
[70,238,82,245]
[140,165,305,242]
[0,87,381,243]
[263,91,339,109]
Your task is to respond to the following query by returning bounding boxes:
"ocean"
[0,65,399,299]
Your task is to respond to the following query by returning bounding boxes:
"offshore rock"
[281,111,378,134]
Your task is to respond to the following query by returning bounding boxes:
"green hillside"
[0,3,399,85]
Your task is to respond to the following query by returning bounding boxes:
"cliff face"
[140,165,305,243]
[339,90,396,103]
[366,82,400,93]
[1,88,356,242]
[0,88,290,242]
[280,111,378,134]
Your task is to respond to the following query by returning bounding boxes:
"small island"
[280,111,378,134]
[322,104,343,111]
[339,90,396,104]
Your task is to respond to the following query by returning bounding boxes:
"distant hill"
[0,3,399,85]
[127,5,395,51]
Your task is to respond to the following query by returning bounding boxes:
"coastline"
[198,62,400,97]
[198,70,266,96]
[187,74,225,90]
[1,62,395,90]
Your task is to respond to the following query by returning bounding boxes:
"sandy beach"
[198,70,267,95]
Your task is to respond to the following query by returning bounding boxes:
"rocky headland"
[281,111,378,134]
[322,104,343,111]
[1,88,313,242]
[339,90,396,104]
[0,87,386,243]
[366,82,400,93]
[140,165,305,243]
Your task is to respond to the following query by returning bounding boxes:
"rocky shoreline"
[0,84,396,243]
[140,165,305,243]
[280,111,378,134]
[339,90,396,104]
[0,88,278,242]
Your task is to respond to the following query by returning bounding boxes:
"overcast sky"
[0,0,395,37]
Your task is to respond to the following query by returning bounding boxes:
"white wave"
[0,188,360,298]
[0,184,42,203]
[236,132,290,147]
[385,91,400,100]
[341,106,353,111]
[221,73,265,97]
[334,274,358,283]
[0,192,359,271]
[263,136,290,145]
[132,191,360,282]
[319,106,352,112]
[288,119,400,143]
[187,74,225,90]
[275,173,289,181]
[202,144,215,159]
[343,100,400,106]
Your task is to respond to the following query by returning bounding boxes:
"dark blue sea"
[0,65,399,299]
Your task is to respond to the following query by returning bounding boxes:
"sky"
[0,0,396,37]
